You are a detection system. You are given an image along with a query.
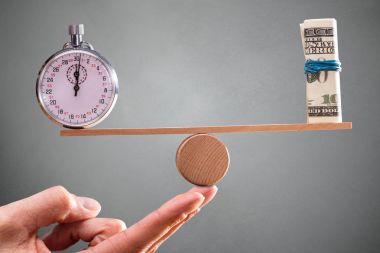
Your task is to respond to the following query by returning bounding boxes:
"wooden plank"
[60,122,352,136]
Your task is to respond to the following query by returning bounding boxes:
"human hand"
[0,185,217,253]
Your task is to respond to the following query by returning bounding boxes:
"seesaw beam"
[60,122,352,136]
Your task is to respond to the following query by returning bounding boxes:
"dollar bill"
[300,19,342,123]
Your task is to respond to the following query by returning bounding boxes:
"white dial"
[37,49,118,128]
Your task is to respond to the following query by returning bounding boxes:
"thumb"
[1,186,101,232]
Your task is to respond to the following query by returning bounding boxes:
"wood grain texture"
[176,134,230,186]
[60,122,352,136]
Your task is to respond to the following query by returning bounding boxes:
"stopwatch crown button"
[69,24,84,36]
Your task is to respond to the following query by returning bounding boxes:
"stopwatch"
[36,24,119,128]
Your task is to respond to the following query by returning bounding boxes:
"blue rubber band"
[304,59,342,74]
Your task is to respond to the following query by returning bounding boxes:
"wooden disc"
[176,134,230,186]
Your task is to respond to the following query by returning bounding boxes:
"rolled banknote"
[300,19,342,123]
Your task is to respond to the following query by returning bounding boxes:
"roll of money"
[300,19,342,123]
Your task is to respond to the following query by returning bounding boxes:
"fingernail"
[208,185,218,195]
[196,186,218,208]
[78,196,101,211]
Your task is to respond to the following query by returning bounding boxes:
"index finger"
[88,186,217,253]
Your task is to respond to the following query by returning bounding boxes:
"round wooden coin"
[176,134,230,186]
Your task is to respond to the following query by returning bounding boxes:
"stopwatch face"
[37,49,118,128]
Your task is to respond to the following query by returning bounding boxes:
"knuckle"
[51,185,70,196]
[152,208,165,221]
[151,208,187,231]
[50,186,74,213]
[178,212,188,222]
[169,213,187,229]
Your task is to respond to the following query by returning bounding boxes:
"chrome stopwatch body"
[36,24,119,129]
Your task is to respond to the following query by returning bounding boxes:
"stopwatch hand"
[74,53,81,96]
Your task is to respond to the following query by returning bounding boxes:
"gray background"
[0,0,379,252]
